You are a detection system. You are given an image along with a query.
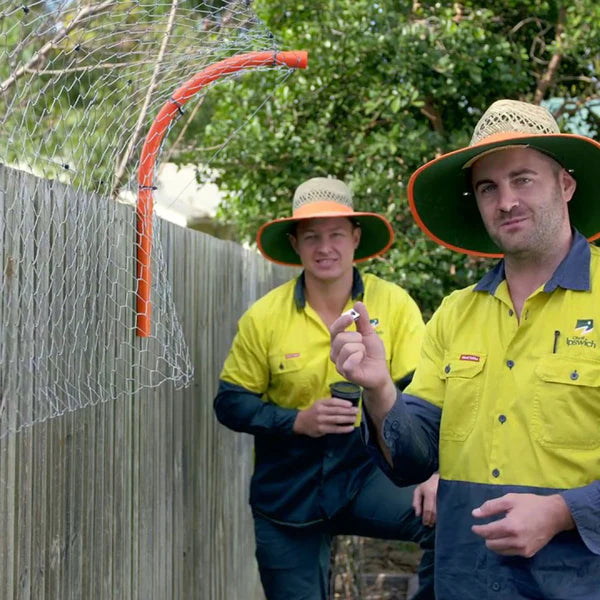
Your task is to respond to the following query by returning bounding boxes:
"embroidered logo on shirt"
[285,353,300,359]
[566,337,597,348]
[575,319,594,335]
[567,321,597,348]
[459,354,480,362]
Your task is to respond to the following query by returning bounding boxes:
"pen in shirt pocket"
[553,330,560,353]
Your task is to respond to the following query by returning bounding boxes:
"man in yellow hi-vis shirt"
[330,99,600,599]
[215,177,436,600]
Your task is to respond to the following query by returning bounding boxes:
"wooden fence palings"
[0,165,290,599]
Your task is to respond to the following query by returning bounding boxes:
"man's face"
[289,217,360,281]
[471,147,576,257]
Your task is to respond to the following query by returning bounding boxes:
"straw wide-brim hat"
[408,99,600,257]
[257,177,394,266]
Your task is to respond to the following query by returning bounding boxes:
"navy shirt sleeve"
[561,481,600,555]
[362,389,441,486]
[214,379,298,436]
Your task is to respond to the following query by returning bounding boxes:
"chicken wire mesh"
[0,0,302,436]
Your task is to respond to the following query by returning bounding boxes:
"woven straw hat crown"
[470,99,560,145]
[292,177,354,212]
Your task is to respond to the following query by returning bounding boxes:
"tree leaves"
[179,0,599,316]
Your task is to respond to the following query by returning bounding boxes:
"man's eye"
[514,177,531,185]
[479,184,495,194]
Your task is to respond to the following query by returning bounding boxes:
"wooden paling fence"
[0,166,290,599]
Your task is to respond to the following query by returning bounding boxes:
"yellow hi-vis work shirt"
[372,231,600,599]
[217,268,424,524]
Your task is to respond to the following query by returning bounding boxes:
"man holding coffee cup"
[214,177,436,600]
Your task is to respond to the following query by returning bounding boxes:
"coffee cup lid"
[329,381,361,400]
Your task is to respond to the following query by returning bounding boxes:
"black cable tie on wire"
[170,97,184,116]
[138,184,158,191]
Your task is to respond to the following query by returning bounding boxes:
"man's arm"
[214,380,298,436]
[361,390,440,485]
[215,305,301,436]
[214,381,359,438]
[330,301,440,482]
[560,481,600,554]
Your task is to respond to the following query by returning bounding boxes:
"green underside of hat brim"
[258,214,393,266]
[411,135,600,256]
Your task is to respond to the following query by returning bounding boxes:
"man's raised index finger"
[352,301,374,334]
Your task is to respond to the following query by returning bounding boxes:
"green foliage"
[2,2,599,317]
[0,2,167,190]
[0,1,271,196]
[179,0,600,317]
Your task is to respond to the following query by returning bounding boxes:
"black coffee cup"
[329,381,362,406]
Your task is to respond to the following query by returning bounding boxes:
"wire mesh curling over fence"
[0,0,305,437]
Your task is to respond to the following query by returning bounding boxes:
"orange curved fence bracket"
[136,50,308,337]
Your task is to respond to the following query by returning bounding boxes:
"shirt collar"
[474,229,591,295]
[294,267,365,309]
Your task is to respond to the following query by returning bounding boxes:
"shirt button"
[492,468,500,478]
[571,370,579,380]
[444,364,451,374]
[498,414,507,424]
[508,309,514,317]
[391,420,399,431]
[491,582,500,592]
[506,360,514,369]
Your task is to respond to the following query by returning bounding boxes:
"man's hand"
[293,398,359,437]
[412,473,439,527]
[329,301,391,392]
[330,301,398,461]
[471,493,575,557]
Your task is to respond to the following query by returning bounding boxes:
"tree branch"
[533,7,566,104]
[0,0,117,93]
[419,96,444,134]
[24,60,156,75]
[111,0,179,198]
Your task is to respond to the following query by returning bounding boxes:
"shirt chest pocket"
[267,354,315,409]
[439,353,486,442]
[533,355,600,450]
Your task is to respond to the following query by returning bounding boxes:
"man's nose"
[497,184,519,212]
[315,236,332,251]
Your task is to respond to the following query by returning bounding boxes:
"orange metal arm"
[136,50,308,337]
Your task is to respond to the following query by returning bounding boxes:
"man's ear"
[288,233,299,255]
[352,225,361,250]
[562,169,577,204]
